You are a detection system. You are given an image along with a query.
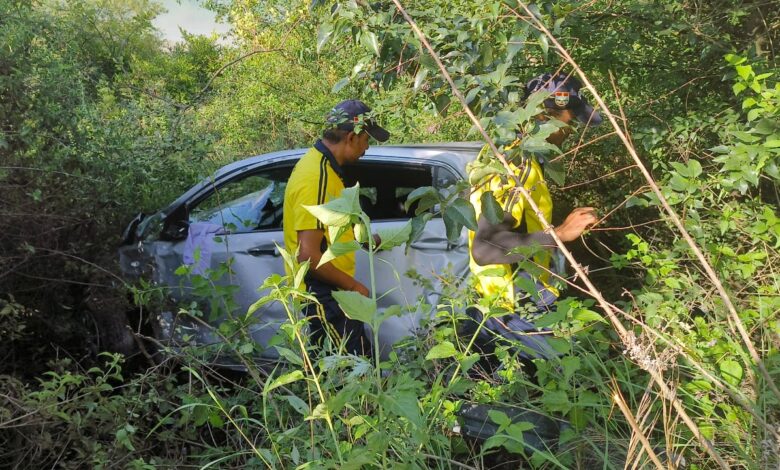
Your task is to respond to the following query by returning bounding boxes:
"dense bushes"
[1,0,778,468]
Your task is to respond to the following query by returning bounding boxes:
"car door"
[347,157,469,357]
[150,161,296,360]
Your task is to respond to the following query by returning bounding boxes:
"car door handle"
[410,239,455,251]
[247,246,280,257]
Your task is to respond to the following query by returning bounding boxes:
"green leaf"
[332,290,376,324]
[506,32,526,62]
[459,353,480,372]
[444,197,477,231]
[317,23,333,53]
[332,77,350,93]
[483,435,509,451]
[524,90,549,114]
[480,191,503,225]
[379,391,422,427]
[318,240,361,268]
[735,64,752,80]
[544,160,566,186]
[353,223,368,243]
[362,31,380,56]
[413,67,428,91]
[541,389,571,413]
[426,341,457,360]
[275,346,304,367]
[408,213,432,246]
[468,158,504,185]
[572,309,607,324]
[377,305,403,327]
[719,359,743,386]
[495,110,522,129]
[688,159,703,178]
[404,186,439,213]
[304,184,361,227]
[561,356,581,382]
[265,370,304,395]
[293,260,309,289]
[488,410,511,427]
[377,220,412,250]
[434,94,451,116]
[535,308,566,328]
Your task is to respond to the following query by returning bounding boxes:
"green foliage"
[2,0,779,468]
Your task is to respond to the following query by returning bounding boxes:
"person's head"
[524,72,602,147]
[322,99,390,165]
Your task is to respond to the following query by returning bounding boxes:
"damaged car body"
[119,143,483,362]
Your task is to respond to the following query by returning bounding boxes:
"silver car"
[119,143,481,361]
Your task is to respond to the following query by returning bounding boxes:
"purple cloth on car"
[183,223,226,275]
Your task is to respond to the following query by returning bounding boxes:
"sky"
[152,0,231,44]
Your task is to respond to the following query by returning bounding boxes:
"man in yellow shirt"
[283,99,389,356]
[466,72,601,360]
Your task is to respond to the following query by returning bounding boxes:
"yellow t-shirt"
[283,144,355,279]
[468,143,555,307]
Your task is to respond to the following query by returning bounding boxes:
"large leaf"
[444,197,477,231]
[318,240,361,268]
[329,224,350,246]
[468,158,504,185]
[524,90,549,115]
[332,290,376,324]
[304,184,362,227]
[265,370,304,395]
[377,220,412,250]
[413,67,428,91]
[379,390,422,427]
[572,308,607,324]
[480,191,503,225]
[544,160,566,186]
[304,204,352,227]
[404,186,440,214]
[332,77,349,93]
[719,359,743,386]
[362,30,380,56]
[317,22,333,53]
[426,341,457,360]
[408,213,432,246]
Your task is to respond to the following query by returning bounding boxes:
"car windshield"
[190,181,284,233]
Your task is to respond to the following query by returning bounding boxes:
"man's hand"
[554,207,598,242]
[298,229,368,294]
[349,280,370,297]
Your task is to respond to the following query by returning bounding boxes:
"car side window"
[189,172,288,233]
[344,161,458,220]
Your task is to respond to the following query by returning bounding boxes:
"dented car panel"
[119,143,481,360]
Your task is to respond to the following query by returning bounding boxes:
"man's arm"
[297,229,369,296]
[471,212,555,266]
[471,207,597,266]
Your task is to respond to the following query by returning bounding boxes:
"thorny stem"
[390,0,730,466]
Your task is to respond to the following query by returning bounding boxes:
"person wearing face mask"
[465,72,603,362]
[283,99,390,356]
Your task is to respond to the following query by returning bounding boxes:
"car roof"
[161,142,484,216]
[212,142,483,179]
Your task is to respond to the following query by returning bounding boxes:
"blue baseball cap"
[326,99,390,142]
[525,73,603,126]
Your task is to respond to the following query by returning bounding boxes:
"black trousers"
[304,277,372,356]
